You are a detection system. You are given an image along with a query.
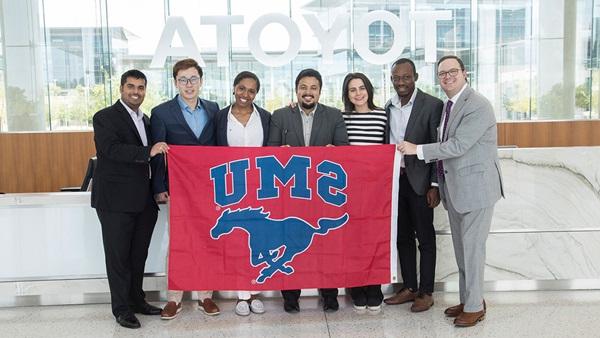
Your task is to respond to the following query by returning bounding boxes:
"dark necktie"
[437,100,453,179]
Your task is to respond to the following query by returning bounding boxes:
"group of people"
[91,55,504,329]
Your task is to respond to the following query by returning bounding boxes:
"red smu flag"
[167,145,399,290]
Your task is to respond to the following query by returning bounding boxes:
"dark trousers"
[397,174,436,293]
[281,288,338,302]
[349,285,383,306]
[96,197,158,318]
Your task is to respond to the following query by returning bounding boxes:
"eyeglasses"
[391,75,414,83]
[437,68,461,79]
[177,76,201,86]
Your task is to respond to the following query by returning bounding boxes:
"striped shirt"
[342,110,387,145]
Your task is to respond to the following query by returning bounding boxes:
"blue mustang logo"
[210,207,349,283]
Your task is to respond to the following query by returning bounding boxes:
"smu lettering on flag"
[167,145,399,291]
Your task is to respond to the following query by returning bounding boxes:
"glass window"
[43,0,108,130]
[168,0,228,108]
[2,0,600,132]
[290,1,351,110]
[105,0,168,114]
[230,0,292,112]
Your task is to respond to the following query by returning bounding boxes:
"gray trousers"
[443,183,493,312]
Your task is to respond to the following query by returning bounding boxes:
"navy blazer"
[215,104,271,146]
[150,95,220,194]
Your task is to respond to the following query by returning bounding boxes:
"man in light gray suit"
[268,68,349,313]
[399,55,504,327]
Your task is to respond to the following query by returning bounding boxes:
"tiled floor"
[1,290,600,337]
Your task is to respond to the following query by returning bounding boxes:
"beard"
[300,101,316,110]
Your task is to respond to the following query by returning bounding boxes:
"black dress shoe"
[133,302,162,315]
[116,313,141,329]
[283,299,300,313]
[323,297,339,312]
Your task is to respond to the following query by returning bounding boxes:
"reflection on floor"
[1,290,599,337]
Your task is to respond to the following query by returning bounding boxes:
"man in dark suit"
[268,68,349,313]
[150,58,221,319]
[92,70,169,329]
[383,58,442,312]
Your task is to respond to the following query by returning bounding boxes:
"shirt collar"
[391,88,417,108]
[448,83,468,104]
[120,99,143,120]
[227,104,258,120]
[299,103,317,117]
[177,95,200,112]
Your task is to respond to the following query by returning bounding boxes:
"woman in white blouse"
[215,71,271,316]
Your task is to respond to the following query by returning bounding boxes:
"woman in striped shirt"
[342,73,387,145]
[341,72,387,312]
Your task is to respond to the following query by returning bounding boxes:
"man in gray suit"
[399,55,504,327]
[268,68,349,313]
[383,58,442,312]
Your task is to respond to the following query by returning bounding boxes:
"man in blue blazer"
[150,58,221,319]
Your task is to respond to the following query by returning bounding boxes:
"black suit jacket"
[150,95,220,194]
[384,89,443,196]
[91,100,156,212]
[267,104,349,146]
[215,104,271,146]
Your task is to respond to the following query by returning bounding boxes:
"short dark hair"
[172,58,203,80]
[233,71,260,92]
[120,69,147,86]
[341,73,380,112]
[437,55,465,70]
[391,58,417,76]
[295,68,322,92]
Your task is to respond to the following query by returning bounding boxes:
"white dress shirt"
[299,104,317,146]
[226,105,263,146]
[120,99,148,146]
[389,89,417,168]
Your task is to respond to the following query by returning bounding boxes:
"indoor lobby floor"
[1,290,599,337]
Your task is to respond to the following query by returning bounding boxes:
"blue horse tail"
[315,213,349,235]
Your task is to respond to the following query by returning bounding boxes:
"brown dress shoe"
[454,310,485,327]
[444,304,464,317]
[160,301,182,320]
[411,293,433,312]
[198,298,220,316]
[445,300,486,318]
[384,288,417,305]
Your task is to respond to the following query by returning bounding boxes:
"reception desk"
[1,147,599,306]
[0,192,169,306]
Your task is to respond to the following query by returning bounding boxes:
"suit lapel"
[291,107,305,146]
[383,100,393,143]
[446,86,472,135]
[171,95,200,141]
[404,90,424,141]
[116,101,144,145]
[143,115,151,143]
[308,105,323,146]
